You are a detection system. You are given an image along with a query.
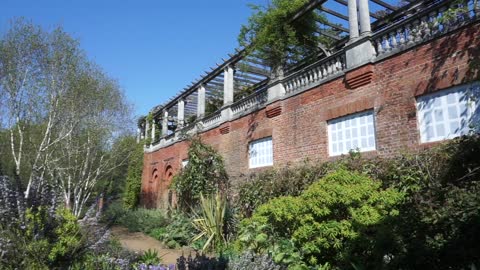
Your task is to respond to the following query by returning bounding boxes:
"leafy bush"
[237,169,404,269]
[149,211,195,249]
[236,160,330,217]
[176,254,228,270]
[173,137,228,211]
[101,199,127,224]
[123,142,144,210]
[117,208,169,234]
[0,206,85,269]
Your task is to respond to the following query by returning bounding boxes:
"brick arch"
[144,168,159,208]
[157,165,176,208]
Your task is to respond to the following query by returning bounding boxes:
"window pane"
[417,83,479,143]
[249,137,273,168]
[328,110,376,156]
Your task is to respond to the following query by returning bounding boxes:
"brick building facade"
[140,0,480,208]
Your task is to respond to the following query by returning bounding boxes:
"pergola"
[141,0,432,140]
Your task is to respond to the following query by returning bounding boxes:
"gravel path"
[111,226,195,265]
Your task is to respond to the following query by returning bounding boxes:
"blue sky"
[0,0,268,118]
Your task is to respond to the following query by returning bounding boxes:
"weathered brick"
[141,23,480,208]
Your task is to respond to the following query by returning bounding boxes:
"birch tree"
[0,19,134,216]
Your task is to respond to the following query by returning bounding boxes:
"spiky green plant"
[191,192,227,252]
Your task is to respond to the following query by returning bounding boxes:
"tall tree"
[0,19,134,216]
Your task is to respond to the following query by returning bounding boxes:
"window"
[328,110,376,156]
[181,159,189,168]
[249,137,273,168]
[417,83,479,143]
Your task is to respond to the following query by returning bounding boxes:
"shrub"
[117,208,168,234]
[101,199,127,224]
[236,160,330,217]
[123,143,144,210]
[237,169,404,269]
[173,137,228,211]
[149,211,195,249]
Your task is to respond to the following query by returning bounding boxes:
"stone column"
[347,0,359,40]
[162,110,168,136]
[151,119,156,143]
[358,0,372,35]
[197,85,206,118]
[145,120,150,144]
[177,99,185,128]
[223,66,234,105]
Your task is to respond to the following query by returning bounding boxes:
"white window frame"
[181,159,189,168]
[249,137,273,169]
[416,82,479,143]
[327,110,377,156]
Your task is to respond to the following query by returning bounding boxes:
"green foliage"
[69,254,121,270]
[148,211,195,249]
[237,170,404,269]
[1,207,85,269]
[237,160,330,217]
[48,208,82,262]
[116,208,169,235]
[192,192,229,252]
[101,199,127,224]
[238,0,327,72]
[172,137,228,210]
[138,249,162,266]
[123,141,145,210]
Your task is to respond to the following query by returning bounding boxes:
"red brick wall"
[141,22,480,208]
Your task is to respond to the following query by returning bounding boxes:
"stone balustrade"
[374,0,477,57]
[283,52,346,95]
[231,87,268,116]
[202,111,222,129]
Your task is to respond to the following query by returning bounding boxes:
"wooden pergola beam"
[315,19,349,33]
[238,63,270,77]
[318,6,349,21]
[316,30,342,40]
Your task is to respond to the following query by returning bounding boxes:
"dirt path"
[111,226,195,265]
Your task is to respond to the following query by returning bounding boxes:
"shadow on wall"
[417,21,480,96]
[142,168,159,209]
[142,164,178,209]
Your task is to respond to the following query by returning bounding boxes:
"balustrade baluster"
[326,61,332,75]
[322,65,328,78]
[390,31,397,49]
[421,16,431,38]
[383,35,391,51]
[406,23,414,44]
[336,57,341,71]
[313,67,319,81]
[376,38,384,55]
[398,28,405,45]
[413,19,422,43]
